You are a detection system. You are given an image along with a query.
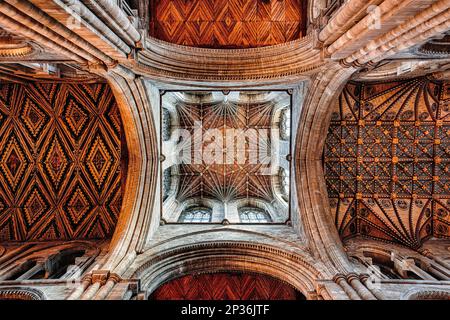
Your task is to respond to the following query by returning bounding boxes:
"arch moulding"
[132,241,328,300]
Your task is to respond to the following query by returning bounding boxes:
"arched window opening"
[362,251,403,280]
[47,249,86,279]
[4,260,39,281]
[279,167,290,201]
[280,108,291,141]
[162,167,172,202]
[2,249,87,281]
[178,207,212,223]
[162,107,171,141]
[239,207,271,223]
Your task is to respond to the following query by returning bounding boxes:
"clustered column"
[334,274,382,300]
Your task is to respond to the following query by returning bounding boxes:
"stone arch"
[308,0,328,21]
[402,288,450,300]
[0,287,45,300]
[295,65,356,273]
[132,240,324,300]
[97,73,159,273]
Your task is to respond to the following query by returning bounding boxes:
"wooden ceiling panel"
[324,78,450,249]
[0,82,125,242]
[149,0,306,48]
[150,273,305,300]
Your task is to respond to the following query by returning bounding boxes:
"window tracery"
[280,108,291,141]
[239,207,271,223]
[178,207,212,223]
[279,167,290,201]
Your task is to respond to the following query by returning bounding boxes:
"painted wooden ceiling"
[149,272,304,300]
[0,82,125,241]
[149,0,306,48]
[174,97,274,203]
[324,78,450,249]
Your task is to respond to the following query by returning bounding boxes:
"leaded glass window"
[178,207,212,223]
[239,207,271,223]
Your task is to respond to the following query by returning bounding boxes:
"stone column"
[396,258,437,281]
[80,270,110,300]
[334,275,361,300]
[421,250,450,280]
[319,0,369,43]
[316,284,333,300]
[94,274,121,300]
[427,265,450,281]
[360,275,386,300]
[347,274,377,300]
[81,282,101,300]
[67,277,92,300]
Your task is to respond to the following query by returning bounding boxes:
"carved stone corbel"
[91,270,110,286]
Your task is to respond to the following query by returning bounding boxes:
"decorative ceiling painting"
[149,0,306,48]
[325,77,450,249]
[161,91,291,224]
[0,82,125,241]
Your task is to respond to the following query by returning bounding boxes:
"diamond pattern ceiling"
[324,78,450,249]
[0,82,125,241]
[149,0,306,48]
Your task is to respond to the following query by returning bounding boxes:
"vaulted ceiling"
[171,94,276,202]
[0,82,125,241]
[325,78,450,249]
[162,91,290,221]
[149,0,306,48]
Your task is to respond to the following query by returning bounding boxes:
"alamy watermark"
[164,121,284,175]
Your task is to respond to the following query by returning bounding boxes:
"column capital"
[346,273,360,282]
[91,270,110,285]
[332,274,347,283]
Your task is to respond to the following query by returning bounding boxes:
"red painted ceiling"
[150,272,304,300]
